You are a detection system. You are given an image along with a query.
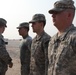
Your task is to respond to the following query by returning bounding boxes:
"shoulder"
[23,36,32,44]
[67,30,76,53]
[69,31,76,44]
[68,25,76,38]
[68,27,76,41]
[42,32,51,43]
[43,32,50,38]
[26,36,32,41]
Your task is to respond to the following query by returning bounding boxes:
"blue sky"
[0,0,76,39]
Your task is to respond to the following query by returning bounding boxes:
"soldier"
[17,22,32,75]
[0,18,13,75]
[48,0,76,75]
[29,14,51,75]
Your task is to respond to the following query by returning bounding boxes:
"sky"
[0,0,76,39]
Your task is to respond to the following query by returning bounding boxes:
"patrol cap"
[17,22,29,29]
[29,14,46,23]
[48,0,76,14]
[0,18,7,27]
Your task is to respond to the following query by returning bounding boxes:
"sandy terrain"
[6,40,21,75]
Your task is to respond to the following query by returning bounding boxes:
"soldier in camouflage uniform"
[29,14,51,75]
[48,0,76,75]
[17,22,32,75]
[0,18,13,75]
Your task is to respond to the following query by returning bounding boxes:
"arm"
[0,38,13,68]
[20,39,32,75]
[42,39,50,75]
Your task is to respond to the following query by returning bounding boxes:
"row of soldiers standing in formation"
[0,0,76,75]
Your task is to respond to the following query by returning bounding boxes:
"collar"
[35,31,45,41]
[23,34,29,39]
[54,24,75,42]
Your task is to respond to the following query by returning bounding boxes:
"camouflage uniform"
[30,31,50,75]
[0,34,12,75]
[0,18,13,75]
[17,22,32,75]
[48,24,76,75]
[20,35,32,75]
[48,0,76,75]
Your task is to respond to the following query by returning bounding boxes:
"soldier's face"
[31,22,41,33]
[51,10,68,28]
[18,27,27,36]
[0,26,5,34]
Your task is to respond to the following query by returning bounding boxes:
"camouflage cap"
[48,0,76,14]
[17,22,29,29]
[0,18,7,27]
[29,14,46,23]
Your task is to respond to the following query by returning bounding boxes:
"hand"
[8,62,13,68]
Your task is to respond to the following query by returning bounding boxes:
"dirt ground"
[6,58,20,75]
[6,40,21,75]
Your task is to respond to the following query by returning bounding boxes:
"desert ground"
[6,40,21,75]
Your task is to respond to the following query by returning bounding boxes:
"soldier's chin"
[53,23,56,26]
[19,33,20,35]
[33,30,35,33]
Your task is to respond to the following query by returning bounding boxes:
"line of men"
[0,0,76,75]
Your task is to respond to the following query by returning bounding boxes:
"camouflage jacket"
[48,24,76,75]
[20,35,32,75]
[0,34,12,72]
[30,31,51,75]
